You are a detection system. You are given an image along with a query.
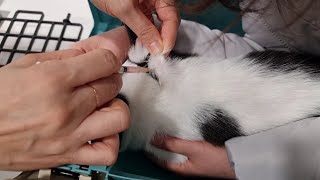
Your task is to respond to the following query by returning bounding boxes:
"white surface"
[0,0,94,65]
[0,170,20,179]
[0,0,94,40]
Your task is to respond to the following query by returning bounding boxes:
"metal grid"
[0,10,83,67]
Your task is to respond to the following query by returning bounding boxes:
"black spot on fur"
[148,70,159,81]
[138,53,150,67]
[127,53,150,68]
[246,50,320,76]
[116,94,129,105]
[197,105,243,146]
[168,51,198,60]
[135,61,148,68]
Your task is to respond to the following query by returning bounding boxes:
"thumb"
[122,8,164,55]
[90,0,163,54]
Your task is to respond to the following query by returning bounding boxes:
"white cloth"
[241,0,320,55]
[173,0,320,179]
[226,117,320,180]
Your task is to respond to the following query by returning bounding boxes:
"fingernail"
[148,41,163,55]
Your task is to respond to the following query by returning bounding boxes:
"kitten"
[118,41,320,163]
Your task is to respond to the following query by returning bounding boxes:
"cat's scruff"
[118,42,320,163]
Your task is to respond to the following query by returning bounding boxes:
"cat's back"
[163,50,320,134]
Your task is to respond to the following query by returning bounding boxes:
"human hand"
[150,135,236,179]
[72,26,131,63]
[91,0,180,55]
[0,49,130,170]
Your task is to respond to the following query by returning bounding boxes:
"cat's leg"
[145,142,188,164]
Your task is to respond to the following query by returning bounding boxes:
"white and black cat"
[118,41,320,163]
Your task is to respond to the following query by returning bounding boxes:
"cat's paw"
[128,41,150,64]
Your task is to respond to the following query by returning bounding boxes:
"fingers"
[146,152,192,176]
[90,0,180,55]
[72,74,122,117]
[68,134,120,165]
[74,99,130,142]
[122,8,164,55]
[72,27,131,63]
[64,48,121,86]
[13,49,84,67]
[151,135,199,156]
[159,20,179,54]
[156,0,180,54]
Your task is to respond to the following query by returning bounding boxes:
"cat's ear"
[128,39,150,64]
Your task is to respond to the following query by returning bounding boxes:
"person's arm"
[226,117,320,180]
[0,26,132,171]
